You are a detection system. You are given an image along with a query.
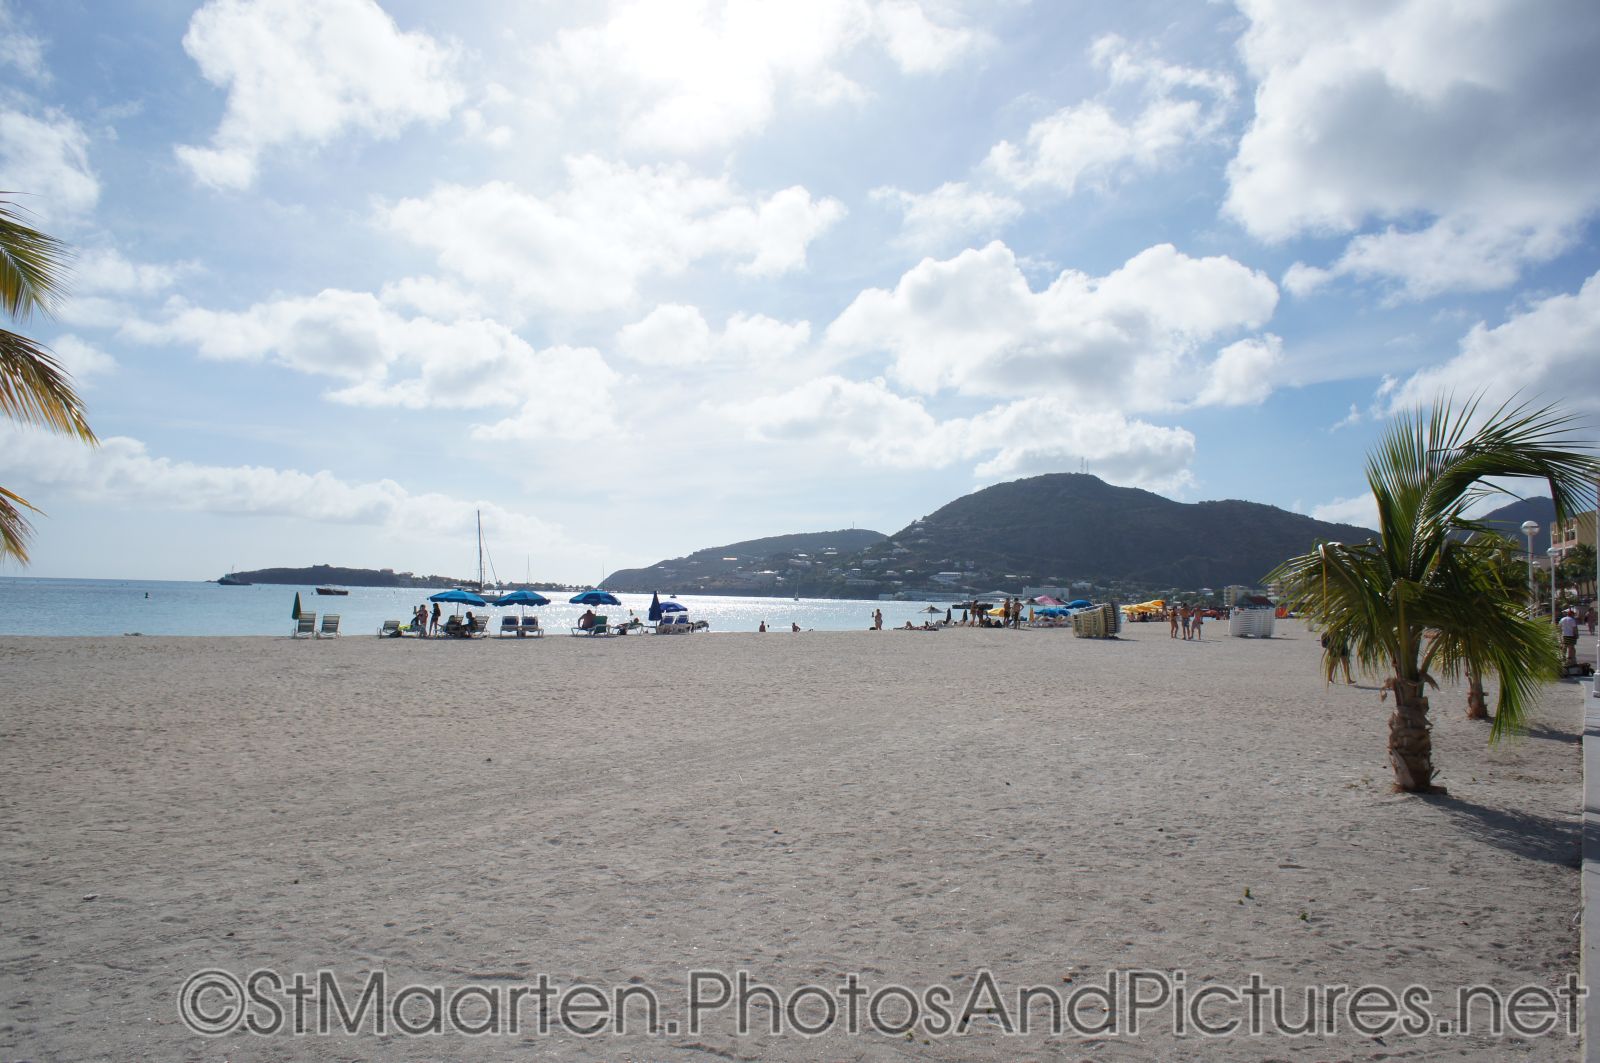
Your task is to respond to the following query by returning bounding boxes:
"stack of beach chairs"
[1228,607,1276,638]
[1072,603,1121,639]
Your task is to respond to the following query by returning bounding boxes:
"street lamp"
[1548,546,1561,625]
[1521,519,1540,615]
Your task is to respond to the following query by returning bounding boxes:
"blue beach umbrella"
[570,590,621,606]
[291,592,302,620]
[659,601,687,613]
[495,590,551,607]
[430,588,488,607]
[648,591,662,622]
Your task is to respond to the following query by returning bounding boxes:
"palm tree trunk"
[1465,666,1488,721]
[1388,677,1435,791]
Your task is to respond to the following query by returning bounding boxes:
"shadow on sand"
[1421,793,1581,869]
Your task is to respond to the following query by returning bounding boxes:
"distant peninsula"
[214,564,581,592]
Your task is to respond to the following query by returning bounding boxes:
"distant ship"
[315,587,349,596]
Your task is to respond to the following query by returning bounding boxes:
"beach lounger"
[292,613,316,638]
[571,615,610,636]
[520,616,543,637]
[468,615,489,638]
[377,619,401,638]
[317,614,341,638]
[498,616,520,638]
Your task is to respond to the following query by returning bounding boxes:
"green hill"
[602,529,887,595]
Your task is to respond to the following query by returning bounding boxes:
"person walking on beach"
[1191,608,1203,640]
[1169,606,1179,639]
[1559,609,1579,665]
[873,608,883,631]
[1180,604,1192,640]
[430,602,441,636]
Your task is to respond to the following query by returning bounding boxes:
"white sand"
[0,621,1583,1060]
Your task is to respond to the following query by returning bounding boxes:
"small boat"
[315,587,349,596]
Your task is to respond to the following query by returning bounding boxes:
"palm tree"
[0,197,94,563]
[1427,534,1526,722]
[1269,399,1599,792]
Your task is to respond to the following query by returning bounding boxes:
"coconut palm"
[0,197,93,563]
[1427,534,1526,722]
[1268,398,1599,792]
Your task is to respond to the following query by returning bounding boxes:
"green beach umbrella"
[291,592,302,620]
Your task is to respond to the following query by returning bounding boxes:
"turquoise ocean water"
[0,578,967,636]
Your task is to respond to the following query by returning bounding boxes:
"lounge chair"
[292,613,316,638]
[378,620,402,638]
[521,616,543,637]
[318,614,341,638]
[468,615,489,638]
[571,614,609,636]
[653,614,684,633]
[498,616,520,638]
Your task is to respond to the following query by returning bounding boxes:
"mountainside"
[1471,496,1555,548]
[857,473,1377,593]
[604,474,1378,599]
[602,529,887,594]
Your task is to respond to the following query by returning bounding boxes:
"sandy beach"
[0,621,1583,1060]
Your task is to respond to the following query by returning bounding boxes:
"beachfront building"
[1549,512,1596,565]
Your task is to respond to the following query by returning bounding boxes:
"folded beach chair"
[292,613,316,638]
[521,616,543,637]
[317,614,341,638]
[498,616,520,638]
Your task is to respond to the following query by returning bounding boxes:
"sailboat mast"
[477,509,484,589]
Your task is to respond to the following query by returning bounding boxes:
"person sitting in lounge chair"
[577,608,596,631]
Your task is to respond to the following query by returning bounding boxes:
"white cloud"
[714,375,1196,491]
[378,275,490,321]
[985,34,1234,194]
[615,303,809,367]
[0,108,98,222]
[872,0,988,73]
[379,159,844,316]
[0,1,46,81]
[48,334,116,383]
[175,0,462,189]
[537,0,983,154]
[1312,494,1379,531]
[72,247,188,295]
[124,289,618,414]
[0,425,570,555]
[1195,334,1282,407]
[1225,0,1600,298]
[870,181,1022,251]
[826,240,1279,408]
[1381,270,1600,414]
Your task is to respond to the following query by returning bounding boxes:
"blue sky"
[1,0,1596,583]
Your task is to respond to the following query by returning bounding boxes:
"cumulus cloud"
[615,303,810,367]
[1226,0,1600,299]
[175,0,462,189]
[714,375,1196,490]
[379,159,844,316]
[826,240,1279,408]
[0,107,98,222]
[47,335,116,383]
[1380,270,1600,414]
[985,34,1234,194]
[1312,494,1379,531]
[870,181,1022,252]
[538,0,984,154]
[0,425,569,553]
[124,289,618,414]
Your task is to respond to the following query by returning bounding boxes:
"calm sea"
[0,578,969,637]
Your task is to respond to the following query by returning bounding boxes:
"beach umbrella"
[430,588,488,607]
[659,601,687,613]
[494,590,550,607]
[1033,595,1063,606]
[648,592,662,622]
[1067,599,1092,608]
[921,605,942,613]
[570,590,621,606]
[291,592,302,620]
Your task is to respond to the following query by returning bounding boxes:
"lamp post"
[1548,546,1560,626]
[1521,519,1540,617]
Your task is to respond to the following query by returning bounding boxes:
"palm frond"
[0,329,96,440]
[0,483,39,564]
[0,197,70,320]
